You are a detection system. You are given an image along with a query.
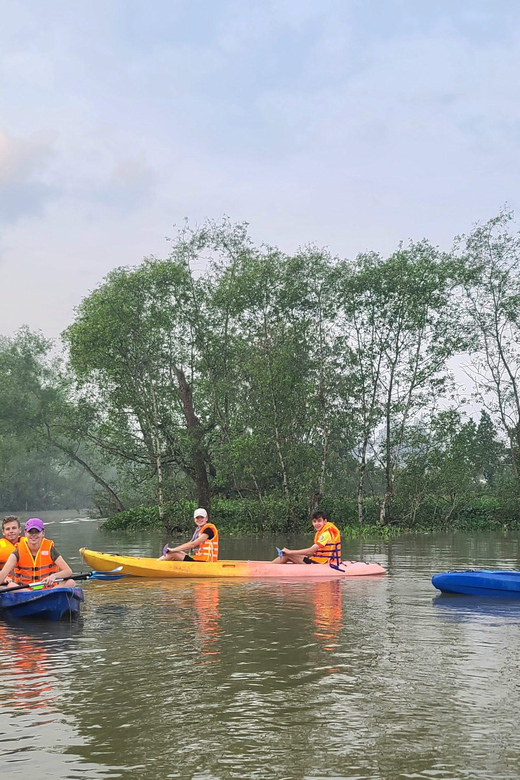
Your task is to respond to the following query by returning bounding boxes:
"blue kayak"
[0,586,84,620]
[432,570,520,598]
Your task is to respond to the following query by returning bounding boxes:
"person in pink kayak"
[273,511,341,566]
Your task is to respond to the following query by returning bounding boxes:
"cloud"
[75,155,158,214]
[1,0,520,341]
[0,128,57,225]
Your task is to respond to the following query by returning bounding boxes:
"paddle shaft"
[0,567,125,593]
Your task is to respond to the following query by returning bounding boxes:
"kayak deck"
[432,570,520,598]
[0,586,84,620]
[80,548,386,579]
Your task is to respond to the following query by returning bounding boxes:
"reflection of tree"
[312,580,343,653]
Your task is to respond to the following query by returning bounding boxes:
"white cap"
[193,508,208,518]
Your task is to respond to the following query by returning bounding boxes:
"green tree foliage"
[2,215,520,529]
[0,328,125,512]
[64,257,214,514]
[0,432,91,511]
[335,242,466,523]
[210,241,347,510]
[394,409,508,526]
[458,210,520,489]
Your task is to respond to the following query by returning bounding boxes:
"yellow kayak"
[80,548,386,579]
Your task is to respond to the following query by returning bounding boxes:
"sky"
[1,0,519,339]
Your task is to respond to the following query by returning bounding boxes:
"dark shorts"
[302,556,317,565]
[183,554,195,562]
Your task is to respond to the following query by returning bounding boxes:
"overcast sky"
[1,0,519,339]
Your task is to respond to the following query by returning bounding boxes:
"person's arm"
[166,533,209,554]
[41,555,73,586]
[0,552,17,585]
[283,529,332,557]
[281,542,320,556]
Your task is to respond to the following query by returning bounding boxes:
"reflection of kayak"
[433,594,520,621]
[0,586,84,620]
[80,548,386,579]
[432,570,520,598]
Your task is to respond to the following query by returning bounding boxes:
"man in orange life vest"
[273,511,341,566]
[159,508,219,562]
[0,517,75,589]
[0,516,22,565]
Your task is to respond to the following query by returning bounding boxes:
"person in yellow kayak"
[159,508,219,562]
[0,516,22,565]
[273,511,341,566]
[0,517,75,589]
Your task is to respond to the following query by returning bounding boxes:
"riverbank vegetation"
[1,211,520,532]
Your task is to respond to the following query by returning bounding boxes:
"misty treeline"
[1,211,520,530]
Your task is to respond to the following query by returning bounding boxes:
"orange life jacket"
[0,537,17,566]
[310,522,341,565]
[192,523,219,562]
[14,537,59,585]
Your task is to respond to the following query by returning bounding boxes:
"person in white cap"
[159,508,219,562]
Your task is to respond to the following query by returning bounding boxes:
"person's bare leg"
[271,552,307,564]
[159,551,187,562]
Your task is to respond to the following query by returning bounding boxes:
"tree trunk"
[149,383,165,521]
[357,465,365,526]
[174,365,212,509]
[378,488,392,526]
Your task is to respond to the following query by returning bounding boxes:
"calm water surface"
[1,512,520,779]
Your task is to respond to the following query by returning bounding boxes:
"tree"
[458,210,520,489]
[335,242,465,524]
[0,328,125,512]
[64,258,212,513]
[209,239,350,517]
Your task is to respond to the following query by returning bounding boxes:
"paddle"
[0,567,126,593]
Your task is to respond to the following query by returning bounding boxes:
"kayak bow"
[0,586,84,620]
[432,569,520,598]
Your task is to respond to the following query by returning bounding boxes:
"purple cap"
[25,518,45,532]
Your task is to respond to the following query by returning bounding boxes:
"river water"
[1,512,520,780]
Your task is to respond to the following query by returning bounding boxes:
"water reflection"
[433,593,520,623]
[0,625,56,711]
[312,579,343,651]
[2,515,520,779]
[0,618,116,779]
[193,582,222,663]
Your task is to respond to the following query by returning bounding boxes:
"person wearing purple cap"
[0,518,75,590]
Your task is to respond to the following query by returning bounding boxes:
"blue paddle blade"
[73,567,127,582]
[92,566,123,575]
[90,572,126,580]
